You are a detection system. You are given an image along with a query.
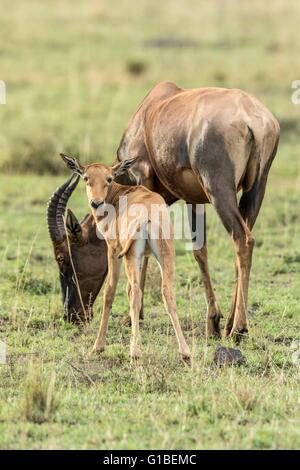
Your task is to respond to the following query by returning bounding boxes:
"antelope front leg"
[89,254,121,355]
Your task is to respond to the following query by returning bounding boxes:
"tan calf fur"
[61,154,191,363]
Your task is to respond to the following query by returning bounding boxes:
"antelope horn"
[47,174,80,241]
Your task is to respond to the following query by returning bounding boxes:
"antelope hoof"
[229,327,248,344]
[224,325,233,338]
[223,317,234,338]
[207,315,222,339]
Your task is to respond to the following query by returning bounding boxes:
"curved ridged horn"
[47,174,80,241]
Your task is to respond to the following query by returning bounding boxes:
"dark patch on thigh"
[189,124,236,192]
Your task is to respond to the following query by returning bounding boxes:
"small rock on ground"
[213,345,246,367]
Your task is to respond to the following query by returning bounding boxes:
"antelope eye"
[106,176,113,184]
[83,176,89,182]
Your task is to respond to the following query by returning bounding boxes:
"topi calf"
[60,153,191,364]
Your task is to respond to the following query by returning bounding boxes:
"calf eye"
[106,176,113,184]
[83,176,89,182]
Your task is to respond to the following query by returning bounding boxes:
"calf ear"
[66,209,83,243]
[60,153,84,176]
[112,157,137,179]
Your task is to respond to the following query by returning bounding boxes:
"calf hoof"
[130,353,141,364]
[130,345,141,362]
[88,345,105,357]
[180,353,192,367]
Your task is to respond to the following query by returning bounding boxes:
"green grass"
[1,0,300,172]
[0,0,300,450]
[0,158,299,449]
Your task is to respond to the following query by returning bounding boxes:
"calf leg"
[124,242,145,360]
[90,252,121,354]
[162,270,191,362]
[123,255,148,326]
[149,238,191,363]
[139,255,149,320]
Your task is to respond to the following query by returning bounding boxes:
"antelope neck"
[104,182,133,208]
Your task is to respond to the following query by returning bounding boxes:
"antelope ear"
[66,209,83,242]
[112,157,137,179]
[60,153,84,176]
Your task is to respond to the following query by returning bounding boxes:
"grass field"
[0,0,300,450]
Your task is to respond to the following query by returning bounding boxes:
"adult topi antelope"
[60,153,191,363]
[47,175,107,323]
[113,82,280,341]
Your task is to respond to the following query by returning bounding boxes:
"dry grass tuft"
[23,361,57,424]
